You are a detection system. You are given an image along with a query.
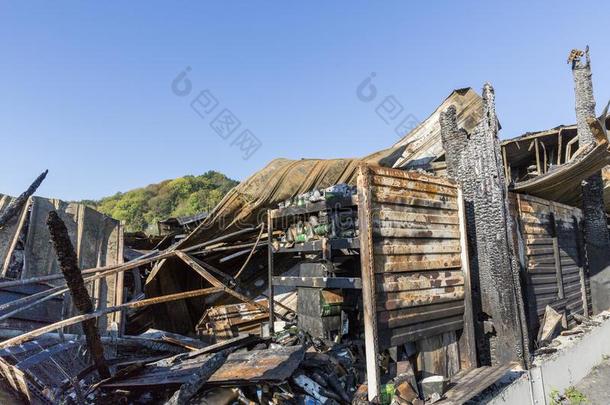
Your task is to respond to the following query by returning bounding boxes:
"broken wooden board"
[104,345,304,389]
[434,362,518,404]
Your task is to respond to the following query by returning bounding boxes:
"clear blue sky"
[1,1,608,201]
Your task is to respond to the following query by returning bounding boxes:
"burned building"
[0,49,608,404]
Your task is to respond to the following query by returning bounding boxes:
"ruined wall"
[0,195,124,333]
[440,84,529,366]
[510,193,591,337]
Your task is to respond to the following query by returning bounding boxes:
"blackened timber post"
[440,83,530,367]
[47,211,111,379]
[570,46,610,314]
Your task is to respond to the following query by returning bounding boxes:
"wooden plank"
[371,175,458,197]
[357,165,381,402]
[375,255,462,273]
[377,300,464,328]
[529,284,559,295]
[417,332,460,378]
[379,315,463,347]
[373,227,461,239]
[551,220,565,299]
[377,287,465,311]
[535,138,541,174]
[375,270,464,292]
[521,223,551,235]
[272,276,362,289]
[374,209,459,225]
[375,202,458,217]
[457,187,477,369]
[373,219,459,232]
[372,191,458,211]
[525,237,554,245]
[529,274,562,284]
[374,241,461,255]
[437,363,516,404]
[368,166,457,188]
[579,265,589,317]
[526,246,555,256]
[527,255,556,265]
[372,186,456,207]
[1,198,32,276]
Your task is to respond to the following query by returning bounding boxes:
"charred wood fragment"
[165,348,233,405]
[46,210,111,379]
[0,169,48,229]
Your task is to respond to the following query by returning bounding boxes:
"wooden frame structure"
[357,165,476,401]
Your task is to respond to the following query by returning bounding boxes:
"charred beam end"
[46,210,111,379]
[571,47,610,314]
[0,169,48,229]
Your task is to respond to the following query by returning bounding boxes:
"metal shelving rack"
[266,195,362,334]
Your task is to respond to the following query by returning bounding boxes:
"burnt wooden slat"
[378,315,464,348]
[372,191,458,211]
[375,254,462,273]
[377,300,464,328]
[370,175,458,197]
[375,270,464,292]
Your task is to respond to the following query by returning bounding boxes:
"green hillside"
[83,171,239,233]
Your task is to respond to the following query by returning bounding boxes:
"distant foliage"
[85,171,238,233]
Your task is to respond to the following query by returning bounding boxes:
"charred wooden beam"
[570,46,610,314]
[356,164,381,402]
[0,287,222,350]
[0,169,47,229]
[440,83,530,367]
[46,210,111,379]
[0,249,171,289]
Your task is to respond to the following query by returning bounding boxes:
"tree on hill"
[86,171,238,233]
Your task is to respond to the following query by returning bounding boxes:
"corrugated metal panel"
[511,193,590,334]
[364,166,465,349]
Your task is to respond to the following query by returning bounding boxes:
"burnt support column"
[47,211,111,379]
[440,84,530,366]
[570,47,610,314]
[0,169,48,229]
